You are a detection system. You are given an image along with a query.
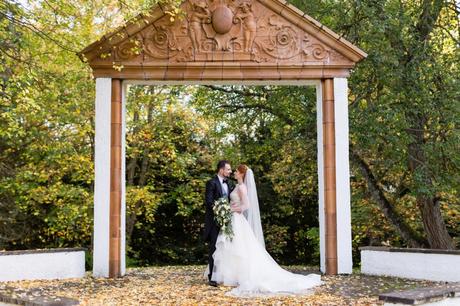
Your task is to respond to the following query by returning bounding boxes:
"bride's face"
[235,169,242,180]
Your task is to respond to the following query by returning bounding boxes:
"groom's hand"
[231,204,242,213]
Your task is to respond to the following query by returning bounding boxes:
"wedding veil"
[244,168,265,248]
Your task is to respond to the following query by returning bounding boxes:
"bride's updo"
[237,164,248,180]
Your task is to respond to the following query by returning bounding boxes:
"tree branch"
[204,85,296,126]
[0,9,79,54]
[350,146,428,247]
[204,85,268,98]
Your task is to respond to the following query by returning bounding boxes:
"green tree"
[1,0,458,267]
[125,85,217,264]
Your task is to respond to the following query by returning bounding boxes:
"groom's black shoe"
[208,280,218,287]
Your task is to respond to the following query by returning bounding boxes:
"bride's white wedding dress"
[210,183,322,297]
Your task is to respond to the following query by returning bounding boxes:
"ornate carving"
[142,22,194,63]
[116,38,142,60]
[311,44,328,59]
[212,6,234,34]
[143,24,182,59]
[106,0,350,65]
[185,0,257,52]
[257,15,300,59]
[201,3,239,51]
[188,0,211,52]
[234,0,257,52]
[303,42,329,60]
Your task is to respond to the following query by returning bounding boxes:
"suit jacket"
[203,175,234,241]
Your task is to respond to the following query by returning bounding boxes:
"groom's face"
[221,164,232,178]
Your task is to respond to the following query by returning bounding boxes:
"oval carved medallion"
[212,6,233,34]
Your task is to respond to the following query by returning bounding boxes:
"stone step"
[379,284,460,305]
[0,286,79,306]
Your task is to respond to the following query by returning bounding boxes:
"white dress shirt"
[217,175,229,196]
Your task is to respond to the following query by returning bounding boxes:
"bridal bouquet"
[213,197,233,240]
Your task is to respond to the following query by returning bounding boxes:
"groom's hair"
[216,160,230,171]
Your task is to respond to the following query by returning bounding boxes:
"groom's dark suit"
[204,175,234,281]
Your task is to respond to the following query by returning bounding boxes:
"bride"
[209,164,322,297]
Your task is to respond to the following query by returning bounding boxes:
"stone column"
[93,78,112,277]
[120,82,127,276]
[333,78,353,274]
[322,78,338,275]
[93,78,126,278]
[316,78,353,275]
[109,79,122,278]
[316,81,326,274]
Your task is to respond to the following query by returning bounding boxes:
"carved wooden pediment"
[80,0,367,80]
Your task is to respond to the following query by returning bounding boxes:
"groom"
[204,160,234,287]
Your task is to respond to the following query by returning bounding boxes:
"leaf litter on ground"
[0,265,446,305]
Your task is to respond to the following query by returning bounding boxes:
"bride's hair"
[237,164,248,180]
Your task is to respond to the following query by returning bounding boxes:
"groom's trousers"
[207,227,219,281]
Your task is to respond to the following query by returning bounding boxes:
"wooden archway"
[79,0,366,278]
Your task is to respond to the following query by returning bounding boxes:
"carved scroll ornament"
[258,15,300,59]
[108,0,345,64]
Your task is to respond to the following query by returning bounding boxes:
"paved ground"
[0,266,446,305]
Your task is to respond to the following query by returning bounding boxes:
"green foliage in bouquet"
[213,197,233,240]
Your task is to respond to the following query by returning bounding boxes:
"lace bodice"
[230,184,249,211]
[230,185,240,204]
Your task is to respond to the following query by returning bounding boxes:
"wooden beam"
[109,79,122,278]
[322,78,338,275]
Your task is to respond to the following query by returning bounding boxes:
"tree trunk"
[418,196,454,249]
[351,148,427,247]
[407,115,454,249]
[401,0,454,249]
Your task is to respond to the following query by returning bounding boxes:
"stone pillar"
[333,78,353,274]
[93,78,112,277]
[316,81,326,274]
[109,79,122,278]
[120,82,127,276]
[316,78,353,275]
[93,78,126,278]
[322,78,338,275]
